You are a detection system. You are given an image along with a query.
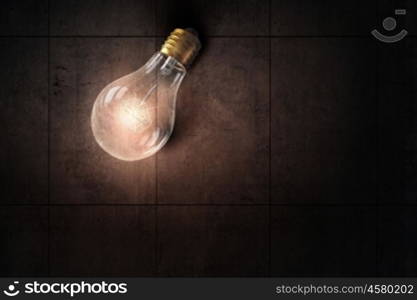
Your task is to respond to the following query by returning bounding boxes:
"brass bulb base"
[160,28,201,67]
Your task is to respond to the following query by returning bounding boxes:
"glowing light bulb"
[91,28,201,161]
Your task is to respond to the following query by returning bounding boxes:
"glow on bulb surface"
[91,53,187,161]
[92,28,200,161]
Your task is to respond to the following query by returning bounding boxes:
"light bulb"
[91,28,201,161]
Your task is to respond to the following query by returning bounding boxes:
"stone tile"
[156,0,269,36]
[50,206,156,276]
[0,206,48,276]
[0,0,48,35]
[378,206,417,276]
[0,38,48,204]
[50,0,155,36]
[271,206,376,276]
[49,38,156,204]
[272,0,376,36]
[157,206,268,276]
[157,38,269,204]
[271,38,376,204]
[377,39,417,203]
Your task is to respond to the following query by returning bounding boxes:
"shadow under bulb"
[91,28,201,161]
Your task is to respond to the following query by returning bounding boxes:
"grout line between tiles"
[2,203,413,207]
[154,3,159,276]
[1,275,405,279]
[375,0,380,276]
[47,0,51,277]
[3,35,417,39]
[267,0,272,278]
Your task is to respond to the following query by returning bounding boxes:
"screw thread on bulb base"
[160,28,201,67]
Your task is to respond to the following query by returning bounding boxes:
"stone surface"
[377,39,417,204]
[0,0,48,36]
[50,206,156,276]
[157,206,268,276]
[272,0,376,35]
[378,206,417,276]
[0,38,48,204]
[50,0,155,36]
[157,38,269,204]
[271,206,376,276]
[0,207,48,276]
[156,0,269,36]
[271,38,377,204]
[1,0,417,277]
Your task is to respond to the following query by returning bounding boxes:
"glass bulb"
[91,28,201,161]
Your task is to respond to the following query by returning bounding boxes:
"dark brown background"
[1,0,417,277]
